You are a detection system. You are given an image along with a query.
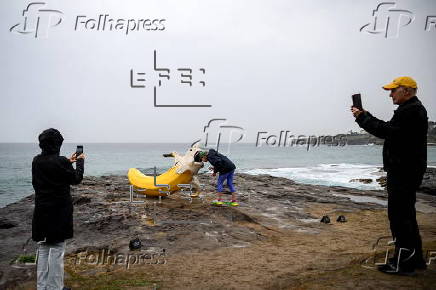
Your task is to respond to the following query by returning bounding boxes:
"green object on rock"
[16,255,36,264]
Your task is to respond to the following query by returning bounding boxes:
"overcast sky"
[1,0,435,143]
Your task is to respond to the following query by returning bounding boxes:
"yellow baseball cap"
[383,76,417,90]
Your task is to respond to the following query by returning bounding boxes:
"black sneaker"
[377,263,416,276]
[414,260,428,270]
[377,262,396,272]
[393,255,427,270]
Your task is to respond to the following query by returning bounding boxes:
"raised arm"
[355,111,397,139]
[355,107,425,140]
[60,157,84,185]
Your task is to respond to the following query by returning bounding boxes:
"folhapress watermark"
[194,118,245,154]
[75,15,165,35]
[10,2,167,39]
[68,248,167,269]
[10,2,63,38]
[192,119,347,153]
[361,236,436,269]
[256,131,347,151]
[360,2,436,38]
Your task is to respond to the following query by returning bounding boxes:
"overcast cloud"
[1,0,435,143]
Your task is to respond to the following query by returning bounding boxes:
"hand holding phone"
[75,145,84,159]
[352,93,363,111]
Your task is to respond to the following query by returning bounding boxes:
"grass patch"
[15,255,36,264]
[65,267,161,290]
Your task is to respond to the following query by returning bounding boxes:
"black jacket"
[32,154,84,242]
[32,129,84,243]
[355,96,427,175]
[207,149,236,174]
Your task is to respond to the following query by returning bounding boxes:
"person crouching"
[196,149,238,206]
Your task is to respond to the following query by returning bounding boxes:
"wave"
[242,163,384,190]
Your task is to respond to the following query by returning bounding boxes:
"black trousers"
[386,170,425,263]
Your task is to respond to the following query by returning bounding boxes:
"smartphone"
[352,93,363,110]
[76,145,83,157]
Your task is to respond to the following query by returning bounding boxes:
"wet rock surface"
[374,167,436,195]
[350,178,373,184]
[421,168,436,195]
[1,173,435,289]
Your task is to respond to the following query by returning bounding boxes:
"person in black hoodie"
[32,128,84,290]
[195,149,238,206]
[351,76,428,275]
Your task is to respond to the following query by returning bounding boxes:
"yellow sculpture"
[127,143,204,197]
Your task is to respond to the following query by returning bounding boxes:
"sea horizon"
[1,143,436,208]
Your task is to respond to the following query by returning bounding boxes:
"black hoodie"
[32,128,84,243]
[207,149,236,174]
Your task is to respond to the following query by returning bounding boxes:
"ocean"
[1,143,436,208]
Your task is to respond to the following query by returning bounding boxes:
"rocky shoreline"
[420,168,436,194]
[352,167,436,195]
[0,172,435,289]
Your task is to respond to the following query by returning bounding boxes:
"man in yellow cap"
[351,76,428,275]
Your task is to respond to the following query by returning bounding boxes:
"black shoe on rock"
[377,262,416,276]
[389,256,427,270]
[414,260,428,270]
